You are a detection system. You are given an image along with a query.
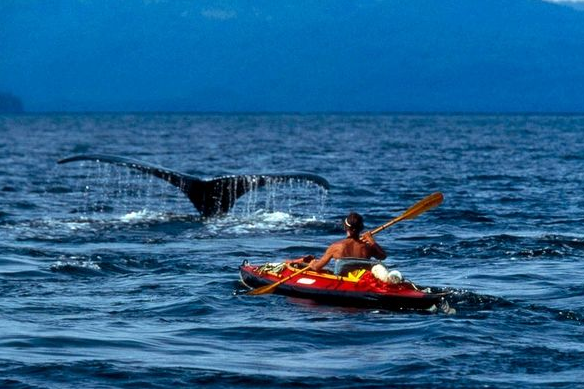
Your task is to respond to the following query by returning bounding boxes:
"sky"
[1,0,584,113]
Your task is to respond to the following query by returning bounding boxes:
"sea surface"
[0,114,583,388]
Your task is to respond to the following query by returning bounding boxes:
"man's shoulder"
[331,238,361,252]
[332,238,352,247]
[327,239,348,252]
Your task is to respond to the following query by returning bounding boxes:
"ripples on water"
[0,114,583,388]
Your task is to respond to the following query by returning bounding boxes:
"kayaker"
[308,212,387,272]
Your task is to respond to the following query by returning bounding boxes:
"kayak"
[240,260,450,311]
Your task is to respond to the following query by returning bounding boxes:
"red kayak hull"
[240,262,448,311]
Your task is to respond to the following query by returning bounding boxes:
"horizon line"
[4,110,584,116]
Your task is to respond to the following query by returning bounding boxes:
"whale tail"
[58,154,329,217]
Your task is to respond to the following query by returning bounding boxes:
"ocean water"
[0,113,583,388]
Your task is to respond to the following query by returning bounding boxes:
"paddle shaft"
[247,266,311,295]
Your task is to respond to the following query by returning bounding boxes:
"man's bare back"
[328,237,376,259]
[309,227,387,271]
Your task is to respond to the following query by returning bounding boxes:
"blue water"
[1,114,583,388]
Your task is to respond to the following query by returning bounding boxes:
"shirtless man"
[309,212,387,272]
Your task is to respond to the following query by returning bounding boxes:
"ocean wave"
[409,232,584,262]
[107,297,220,318]
[436,209,495,223]
[441,288,514,312]
[0,360,402,389]
[2,211,200,243]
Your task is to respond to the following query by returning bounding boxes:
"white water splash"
[120,209,167,223]
[230,178,328,218]
[51,258,101,271]
[207,210,320,235]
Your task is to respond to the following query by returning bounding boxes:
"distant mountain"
[1,0,584,112]
[0,93,24,113]
[550,1,584,11]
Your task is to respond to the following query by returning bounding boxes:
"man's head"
[344,212,364,237]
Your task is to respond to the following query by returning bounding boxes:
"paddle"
[247,192,444,296]
[369,192,444,235]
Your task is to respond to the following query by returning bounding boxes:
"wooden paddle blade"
[403,192,444,220]
[369,192,444,235]
[247,284,277,295]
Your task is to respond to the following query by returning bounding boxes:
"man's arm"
[361,231,387,260]
[309,243,340,271]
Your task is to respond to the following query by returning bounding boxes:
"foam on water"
[202,210,327,240]
[51,258,102,272]
[119,209,166,223]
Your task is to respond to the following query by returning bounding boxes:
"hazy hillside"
[1,0,583,112]
[550,1,584,11]
[0,92,23,113]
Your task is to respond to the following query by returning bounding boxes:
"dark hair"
[344,212,364,236]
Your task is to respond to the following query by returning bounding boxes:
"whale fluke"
[58,154,329,217]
